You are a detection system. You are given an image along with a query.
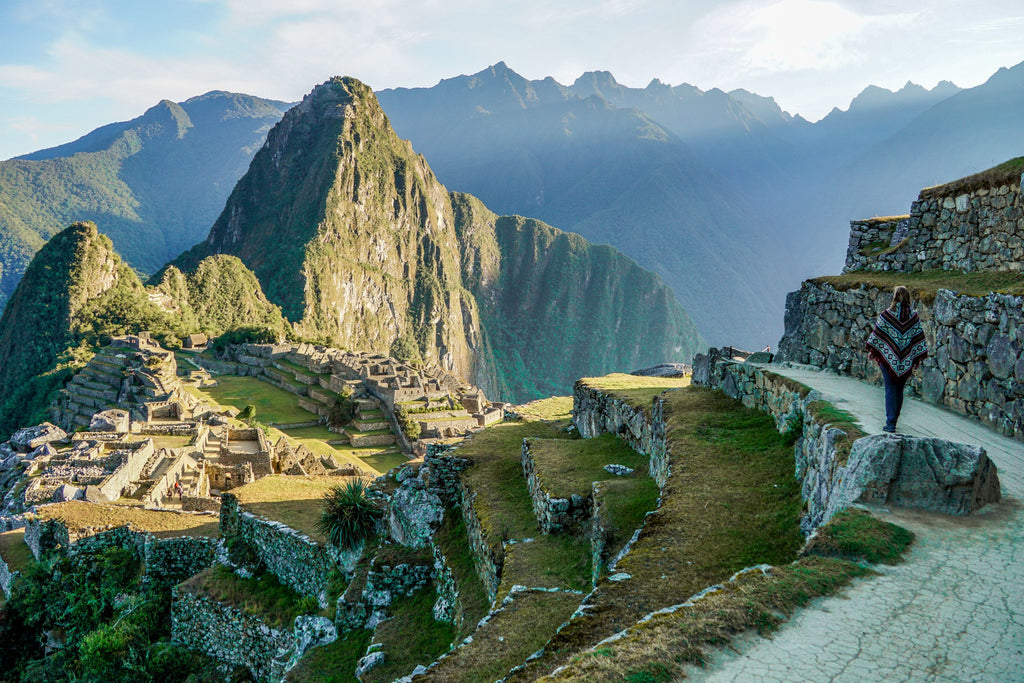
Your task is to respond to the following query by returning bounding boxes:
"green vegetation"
[394,406,422,440]
[527,434,648,500]
[316,480,384,551]
[230,475,349,543]
[362,589,456,683]
[547,509,913,682]
[33,501,220,539]
[180,565,312,629]
[816,269,1024,304]
[807,400,868,465]
[191,374,317,424]
[327,388,357,429]
[921,156,1024,198]
[577,373,690,411]
[433,515,490,642]
[509,386,807,680]
[0,546,220,682]
[803,508,915,564]
[512,396,574,423]
[285,629,371,683]
[0,529,32,574]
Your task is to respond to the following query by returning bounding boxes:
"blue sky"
[1,0,1022,160]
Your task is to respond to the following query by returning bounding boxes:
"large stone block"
[833,434,1000,516]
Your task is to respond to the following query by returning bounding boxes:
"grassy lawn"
[577,373,690,412]
[514,396,574,424]
[190,375,317,424]
[527,433,648,499]
[230,475,350,542]
[362,588,456,683]
[33,501,219,538]
[817,269,1024,304]
[0,530,33,573]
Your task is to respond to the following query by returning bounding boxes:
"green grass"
[231,475,351,542]
[362,589,456,683]
[433,515,490,642]
[803,508,915,564]
[281,424,340,441]
[527,433,649,499]
[191,374,317,424]
[497,535,592,601]
[416,589,584,683]
[514,396,574,424]
[273,358,325,378]
[285,629,371,683]
[507,386,806,681]
[180,565,314,629]
[807,400,868,465]
[816,270,1024,305]
[577,374,690,413]
[921,156,1024,198]
[0,529,33,574]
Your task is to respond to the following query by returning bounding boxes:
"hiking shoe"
[883,424,896,433]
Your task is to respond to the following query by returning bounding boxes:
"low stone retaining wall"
[693,349,1001,530]
[572,382,671,488]
[457,480,501,602]
[432,543,458,624]
[220,494,339,606]
[171,587,293,683]
[521,439,591,533]
[777,280,1024,439]
[143,535,218,586]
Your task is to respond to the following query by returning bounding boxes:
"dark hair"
[891,286,912,320]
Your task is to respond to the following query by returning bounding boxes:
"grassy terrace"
[0,529,33,574]
[180,565,313,629]
[285,630,371,683]
[272,357,326,378]
[816,269,1024,304]
[545,509,914,682]
[230,475,348,543]
[921,155,1024,198]
[527,433,649,500]
[362,588,456,683]
[506,386,810,681]
[186,374,317,424]
[577,373,690,413]
[33,501,219,538]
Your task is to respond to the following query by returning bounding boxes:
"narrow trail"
[681,364,1024,683]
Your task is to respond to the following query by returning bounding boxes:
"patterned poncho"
[866,305,928,382]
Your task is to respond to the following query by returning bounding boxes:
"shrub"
[316,480,383,551]
[327,388,356,429]
[395,406,422,441]
[238,404,256,420]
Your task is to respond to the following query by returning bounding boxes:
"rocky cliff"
[174,77,703,401]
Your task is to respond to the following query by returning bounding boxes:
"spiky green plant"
[316,479,383,550]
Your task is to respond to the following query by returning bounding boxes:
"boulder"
[631,363,692,378]
[89,409,130,433]
[54,484,85,502]
[830,434,1000,517]
[10,423,67,453]
[282,615,337,674]
[387,481,443,549]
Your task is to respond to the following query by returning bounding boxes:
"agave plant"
[316,479,383,551]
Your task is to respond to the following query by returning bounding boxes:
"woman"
[866,286,928,433]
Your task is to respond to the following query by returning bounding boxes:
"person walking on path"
[866,285,928,432]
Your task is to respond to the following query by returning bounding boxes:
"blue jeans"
[881,366,905,430]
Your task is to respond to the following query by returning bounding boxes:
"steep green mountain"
[377,63,784,347]
[0,222,288,438]
[173,77,702,401]
[0,222,158,435]
[0,91,291,311]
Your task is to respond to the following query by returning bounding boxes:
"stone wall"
[777,281,1024,439]
[171,586,293,682]
[423,444,472,506]
[521,439,591,533]
[457,480,501,602]
[693,350,809,430]
[431,543,458,624]
[844,180,1023,273]
[572,381,671,488]
[96,439,154,501]
[143,535,218,586]
[220,494,340,606]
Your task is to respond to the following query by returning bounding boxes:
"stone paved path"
[682,364,1024,683]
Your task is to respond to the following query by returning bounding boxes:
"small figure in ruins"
[866,285,928,433]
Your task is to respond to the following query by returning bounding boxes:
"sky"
[1,0,1022,160]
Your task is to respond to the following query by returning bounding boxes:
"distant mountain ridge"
[0,91,291,310]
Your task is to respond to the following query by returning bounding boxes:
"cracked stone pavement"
[681,364,1024,683]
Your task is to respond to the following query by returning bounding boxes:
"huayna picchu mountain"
[172,76,702,401]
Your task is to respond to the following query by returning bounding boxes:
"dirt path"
[682,363,1024,683]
